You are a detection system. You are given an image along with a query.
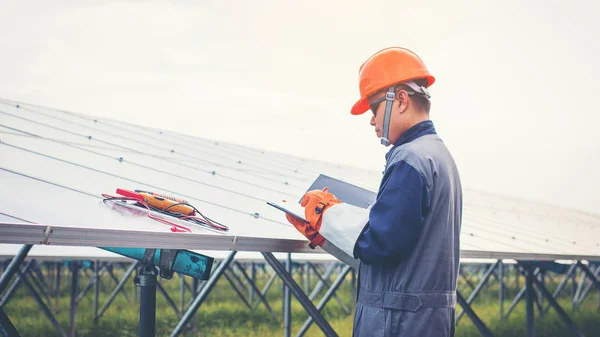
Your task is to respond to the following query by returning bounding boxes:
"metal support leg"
[572,266,577,307]
[16,268,67,337]
[96,262,138,319]
[459,267,477,291]
[0,245,31,293]
[304,263,310,294]
[135,265,158,337]
[262,252,338,337]
[33,265,49,293]
[170,251,237,337]
[0,261,33,307]
[577,266,600,306]
[94,261,99,324]
[106,264,132,304]
[69,262,79,337]
[157,281,181,316]
[499,261,504,318]
[539,272,545,315]
[249,262,256,305]
[531,270,585,337]
[55,262,61,309]
[284,253,292,337]
[574,268,586,310]
[456,291,494,337]
[457,261,500,322]
[233,262,276,319]
[223,270,252,309]
[253,272,277,310]
[297,265,352,337]
[307,263,350,314]
[179,274,185,314]
[543,264,577,314]
[29,265,52,306]
[577,262,600,292]
[0,305,21,337]
[503,285,526,320]
[526,267,535,337]
[308,263,337,300]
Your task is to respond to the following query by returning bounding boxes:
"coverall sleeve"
[353,159,431,265]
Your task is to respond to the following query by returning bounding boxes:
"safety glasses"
[369,96,386,116]
[368,89,417,116]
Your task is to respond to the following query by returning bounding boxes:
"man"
[286,47,462,336]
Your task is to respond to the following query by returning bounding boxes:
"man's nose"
[370,116,376,126]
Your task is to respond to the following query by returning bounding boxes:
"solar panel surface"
[1,99,599,261]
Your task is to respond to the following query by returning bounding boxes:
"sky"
[1,0,599,214]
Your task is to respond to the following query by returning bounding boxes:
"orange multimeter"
[116,188,195,216]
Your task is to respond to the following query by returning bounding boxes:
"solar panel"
[1,98,599,261]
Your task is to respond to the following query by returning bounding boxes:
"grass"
[2,263,599,337]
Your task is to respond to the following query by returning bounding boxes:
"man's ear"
[396,90,409,113]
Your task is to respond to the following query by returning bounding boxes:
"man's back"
[353,130,462,337]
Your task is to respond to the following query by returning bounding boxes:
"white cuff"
[318,203,370,258]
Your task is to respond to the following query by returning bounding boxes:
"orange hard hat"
[350,47,435,115]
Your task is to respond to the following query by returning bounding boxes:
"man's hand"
[285,188,341,248]
[285,213,325,248]
[300,188,342,227]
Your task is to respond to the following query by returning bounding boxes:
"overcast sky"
[1,0,599,214]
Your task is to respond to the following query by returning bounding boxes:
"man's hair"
[396,78,431,114]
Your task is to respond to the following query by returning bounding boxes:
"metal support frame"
[96,262,138,319]
[0,245,31,294]
[94,260,99,324]
[525,266,536,337]
[576,265,599,306]
[69,262,80,337]
[233,261,276,319]
[457,261,500,322]
[135,265,158,337]
[518,261,587,337]
[170,251,237,337]
[0,261,34,307]
[297,265,352,337]
[223,269,252,309]
[262,252,338,337]
[253,272,277,310]
[542,263,578,315]
[456,290,494,337]
[157,280,180,317]
[577,262,600,293]
[106,264,132,304]
[284,253,292,337]
[499,260,504,319]
[17,265,68,337]
[531,269,585,337]
[1,249,597,337]
[307,262,350,314]
[0,305,21,337]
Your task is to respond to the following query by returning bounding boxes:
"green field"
[2,263,599,337]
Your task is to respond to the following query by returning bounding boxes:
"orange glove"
[286,213,326,248]
[300,189,342,227]
[285,188,342,248]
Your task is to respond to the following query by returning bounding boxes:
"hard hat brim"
[350,97,370,115]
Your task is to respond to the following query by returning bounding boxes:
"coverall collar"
[386,120,437,159]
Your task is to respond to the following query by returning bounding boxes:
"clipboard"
[266,174,377,270]
[267,174,377,219]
